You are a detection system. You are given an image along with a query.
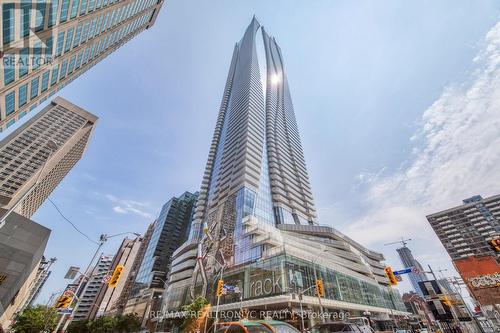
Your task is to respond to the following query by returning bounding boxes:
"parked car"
[310,322,364,333]
[258,320,300,333]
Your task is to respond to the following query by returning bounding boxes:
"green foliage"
[10,305,58,333]
[66,314,142,333]
[180,297,210,331]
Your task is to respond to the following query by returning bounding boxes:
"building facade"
[396,246,428,297]
[161,18,407,331]
[90,236,143,319]
[0,96,97,218]
[427,195,500,262]
[132,191,198,294]
[16,256,56,313]
[72,254,113,321]
[0,210,51,326]
[0,0,164,130]
[427,194,500,327]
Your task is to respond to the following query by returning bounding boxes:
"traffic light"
[315,279,325,297]
[216,279,224,297]
[55,295,72,309]
[384,266,398,286]
[488,238,500,252]
[108,265,124,288]
[441,296,452,307]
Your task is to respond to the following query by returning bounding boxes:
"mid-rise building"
[89,236,143,319]
[0,96,97,219]
[16,256,56,313]
[0,0,164,130]
[396,246,427,296]
[72,254,113,321]
[161,18,407,331]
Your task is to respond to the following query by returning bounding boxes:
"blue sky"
[4,0,499,302]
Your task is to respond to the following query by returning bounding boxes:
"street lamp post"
[0,139,58,229]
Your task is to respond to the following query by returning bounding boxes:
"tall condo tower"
[0,0,164,130]
[162,19,407,327]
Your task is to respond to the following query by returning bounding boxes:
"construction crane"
[384,237,412,247]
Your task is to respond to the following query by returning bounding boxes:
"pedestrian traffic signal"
[108,265,124,288]
[384,266,398,286]
[55,295,72,309]
[488,238,500,252]
[315,279,325,297]
[216,279,224,297]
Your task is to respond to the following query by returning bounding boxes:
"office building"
[90,236,143,319]
[132,191,197,294]
[0,210,51,325]
[396,246,427,296]
[0,0,164,130]
[0,96,97,219]
[161,18,407,331]
[72,254,113,321]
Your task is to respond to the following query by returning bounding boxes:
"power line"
[47,198,99,245]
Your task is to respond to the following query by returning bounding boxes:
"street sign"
[57,308,73,314]
[102,274,111,284]
[396,275,403,282]
[393,267,413,276]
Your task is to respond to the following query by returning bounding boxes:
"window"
[73,24,82,47]
[70,0,80,19]
[3,54,15,85]
[45,36,54,56]
[89,18,97,38]
[2,3,15,45]
[76,52,83,68]
[33,42,42,69]
[41,71,50,91]
[68,56,75,73]
[80,0,88,15]
[56,31,65,57]
[60,59,68,79]
[19,48,29,77]
[88,0,95,12]
[31,77,39,99]
[49,0,59,27]
[81,21,90,43]
[21,0,31,37]
[5,91,15,115]
[51,66,59,85]
[35,0,46,32]
[64,27,74,52]
[19,84,28,106]
[60,0,70,23]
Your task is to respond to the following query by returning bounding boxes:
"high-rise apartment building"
[16,256,56,313]
[90,236,143,319]
[0,96,97,219]
[0,0,164,130]
[396,246,427,297]
[161,18,407,331]
[72,254,113,321]
[427,195,500,261]
[427,194,500,325]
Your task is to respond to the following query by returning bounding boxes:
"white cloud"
[99,193,154,219]
[346,21,500,246]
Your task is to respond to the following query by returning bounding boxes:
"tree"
[115,314,141,333]
[180,297,210,332]
[10,305,58,333]
[66,320,90,333]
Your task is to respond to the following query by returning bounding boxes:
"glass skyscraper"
[162,18,407,328]
[0,0,164,130]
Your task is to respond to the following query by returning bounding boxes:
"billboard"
[453,256,500,306]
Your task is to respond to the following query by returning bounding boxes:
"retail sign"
[468,273,500,289]
[249,269,284,298]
